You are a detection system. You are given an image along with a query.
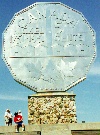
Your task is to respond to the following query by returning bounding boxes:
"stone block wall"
[28,92,77,124]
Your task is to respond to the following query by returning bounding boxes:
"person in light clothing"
[4,109,9,126]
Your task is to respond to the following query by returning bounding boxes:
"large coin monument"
[2,2,96,125]
[2,2,96,92]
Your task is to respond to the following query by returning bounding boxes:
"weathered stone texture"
[28,92,77,124]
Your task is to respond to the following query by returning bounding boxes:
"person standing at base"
[4,109,9,126]
[14,112,25,132]
[8,110,13,126]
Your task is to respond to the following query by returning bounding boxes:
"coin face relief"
[2,2,96,92]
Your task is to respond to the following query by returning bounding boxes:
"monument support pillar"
[28,92,77,125]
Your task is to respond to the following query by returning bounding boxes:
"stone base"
[28,92,77,124]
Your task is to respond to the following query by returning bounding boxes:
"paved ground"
[1,130,100,135]
[72,130,100,135]
[1,123,100,135]
[0,131,41,135]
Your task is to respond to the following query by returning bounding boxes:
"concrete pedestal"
[40,124,72,135]
[41,130,72,135]
[28,92,77,125]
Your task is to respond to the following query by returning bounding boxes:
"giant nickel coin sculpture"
[2,2,96,92]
